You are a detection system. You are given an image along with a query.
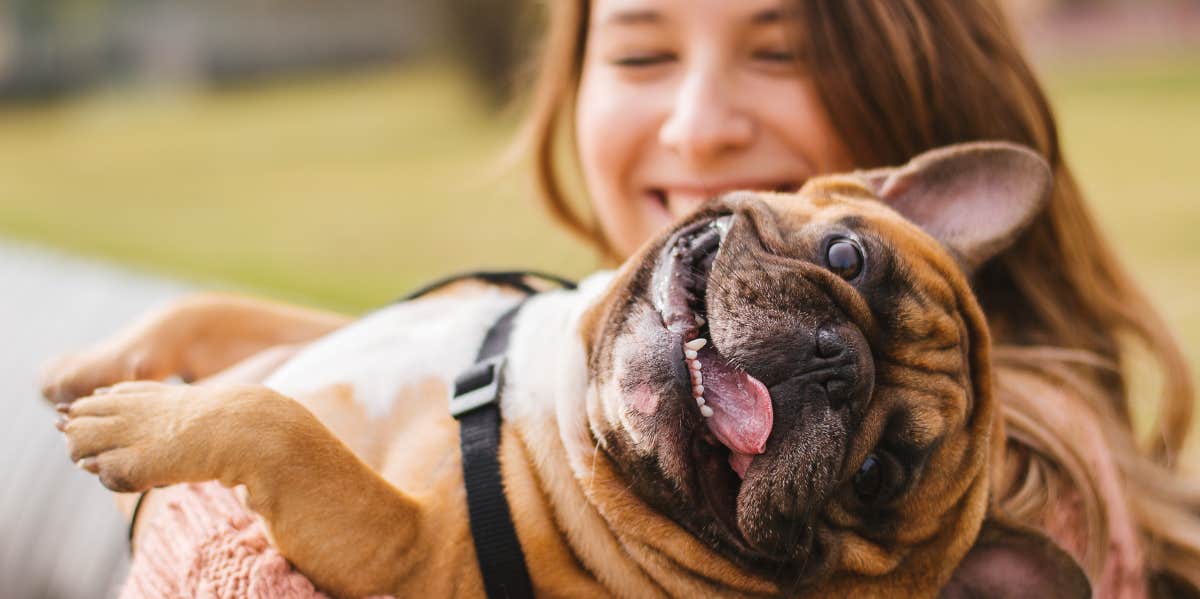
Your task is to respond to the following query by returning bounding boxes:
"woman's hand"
[40,299,193,404]
[40,292,350,404]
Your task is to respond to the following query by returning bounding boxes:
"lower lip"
[647,185,796,218]
[655,192,715,220]
[692,432,746,544]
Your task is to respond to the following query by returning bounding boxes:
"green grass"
[0,64,594,311]
[1,57,1197,455]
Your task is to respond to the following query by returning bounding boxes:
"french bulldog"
[46,141,1089,597]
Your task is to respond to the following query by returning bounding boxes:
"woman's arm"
[41,292,351,403]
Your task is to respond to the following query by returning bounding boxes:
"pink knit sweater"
[121,482,391,599]
[123,479,1145,597]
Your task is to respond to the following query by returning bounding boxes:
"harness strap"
[451,301,534,599]
[397,270,577,303]
[446,269,580,598]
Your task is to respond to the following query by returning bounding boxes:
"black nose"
[805,323,873,413]
[815,325,845,359]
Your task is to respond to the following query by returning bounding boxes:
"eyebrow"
[598,7,789,28]
[751,8,784,24]
[599,9,662,27]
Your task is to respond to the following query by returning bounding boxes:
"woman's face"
[576,0,853,258]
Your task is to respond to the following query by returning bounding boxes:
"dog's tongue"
[697,349,774,478]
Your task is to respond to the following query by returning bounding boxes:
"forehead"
[590,0,792,31]
[757,181,925,238]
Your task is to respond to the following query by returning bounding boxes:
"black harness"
[419,271,575,599]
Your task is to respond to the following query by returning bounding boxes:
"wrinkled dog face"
[582,143,1056,591]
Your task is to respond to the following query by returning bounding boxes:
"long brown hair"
[518,0,1199,592]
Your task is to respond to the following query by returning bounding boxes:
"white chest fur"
[262,273,613,422]
[264,288,522,419]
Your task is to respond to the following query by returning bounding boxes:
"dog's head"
[580,142,1089,596]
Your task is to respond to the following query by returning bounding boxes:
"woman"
[51,0,1198,596]
[522,2,1199,594]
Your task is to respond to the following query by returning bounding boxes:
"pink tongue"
[697,349,774,478]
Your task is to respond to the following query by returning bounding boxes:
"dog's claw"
[76,457,98,473]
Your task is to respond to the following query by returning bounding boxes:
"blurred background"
[0,0,1197,596]
[0,0,1197,311]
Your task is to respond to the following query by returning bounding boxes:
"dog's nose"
[810,324,873,413]
[815,325,845,359]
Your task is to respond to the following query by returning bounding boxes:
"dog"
[44,142,1090,597]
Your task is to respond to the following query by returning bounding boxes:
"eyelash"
[612,53,675,67]
[752,50,797,63]
[611,50,798,68]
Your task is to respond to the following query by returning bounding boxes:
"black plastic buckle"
[450,355,507,419]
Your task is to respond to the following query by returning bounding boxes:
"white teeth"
[695,315,706,326]
[683,342,711,417]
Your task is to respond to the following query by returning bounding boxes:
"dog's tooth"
[684,348,698,360]
[696,396,706,406]
[699,404,714,418]
[693,384,704,396]
[685,338,707,351]
[695,315,706,326]
[690,360,702,371]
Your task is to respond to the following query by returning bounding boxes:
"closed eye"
[613,53,675,67]
[752,50,797,62]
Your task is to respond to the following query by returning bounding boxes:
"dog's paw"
[40,343,164,405]
[56,381,192,493]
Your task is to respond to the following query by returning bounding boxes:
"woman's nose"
[658,67,754,168]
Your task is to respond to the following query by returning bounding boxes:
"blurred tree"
[440,0,535,108]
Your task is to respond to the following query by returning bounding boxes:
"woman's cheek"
[576,72,670,257]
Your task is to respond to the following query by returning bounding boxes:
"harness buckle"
[450,355,507,419]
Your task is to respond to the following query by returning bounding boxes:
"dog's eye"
[853,454,885,502]
[826,238,864,280]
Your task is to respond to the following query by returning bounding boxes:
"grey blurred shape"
[0,239,191,599]
[0,0,438,101]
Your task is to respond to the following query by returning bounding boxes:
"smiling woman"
[520,0,1200,596]
[574,1,852,258]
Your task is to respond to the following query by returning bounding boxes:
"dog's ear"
[858,141,1053,274]
[940,518,1091,599]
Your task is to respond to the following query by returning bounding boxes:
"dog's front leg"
[58,381,423,597]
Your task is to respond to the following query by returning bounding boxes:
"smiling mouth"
[647,183,800,215]
[650,214,777,540]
